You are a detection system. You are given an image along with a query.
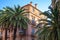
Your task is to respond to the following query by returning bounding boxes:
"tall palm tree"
[36,5,60,40]
[0,9,10,40]
[0,5,29,40]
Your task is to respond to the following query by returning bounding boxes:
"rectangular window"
[32,17,35,20]
[24,13,29,17]
[31,28,35,35]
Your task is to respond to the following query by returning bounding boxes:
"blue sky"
[0,0,51,12]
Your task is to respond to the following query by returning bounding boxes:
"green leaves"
[36,5,59,40]
[0,5,29,29]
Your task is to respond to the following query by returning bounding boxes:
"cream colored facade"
[22,2,46,24]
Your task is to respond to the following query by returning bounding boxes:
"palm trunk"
[54,29,58,40]
[13,27,17,40]
[5,28,7,40]
[2,28,5,40]
[10,28,13,40]
[20,36,22,40]
[2,28,7,40]
[53,27,58,40]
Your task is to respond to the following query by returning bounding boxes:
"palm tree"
[0,5,29,40]
[36,5,60,40]
[0,9,10,40]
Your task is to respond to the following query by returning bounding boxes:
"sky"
[0,0,51,12]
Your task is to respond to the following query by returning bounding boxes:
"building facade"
[22,2,46,24]
[0,2,46,40]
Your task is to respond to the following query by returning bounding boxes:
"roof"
[21,4,42,13]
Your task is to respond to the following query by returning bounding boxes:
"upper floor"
[22,2,47,24]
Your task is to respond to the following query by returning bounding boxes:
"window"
[32,17,35,20]
[31,28,35,35]
[31,28,35,40]
[24,13,29,17]
[32,20,35,25]
[32,8,34,13]
[33,8,34,12]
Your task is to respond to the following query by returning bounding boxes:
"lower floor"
[0,24,37,40]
